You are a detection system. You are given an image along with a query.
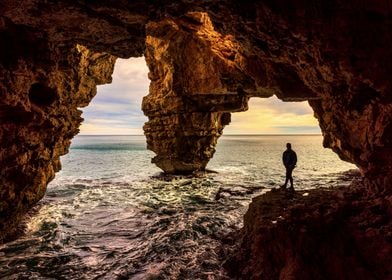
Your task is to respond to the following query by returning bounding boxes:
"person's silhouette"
[281,143,297,190]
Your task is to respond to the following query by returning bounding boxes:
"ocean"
[0,135,356,279]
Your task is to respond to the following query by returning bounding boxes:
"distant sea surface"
[0,135,356,279]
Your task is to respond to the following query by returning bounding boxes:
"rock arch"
[141,10,392,192]
[0,0,391,243]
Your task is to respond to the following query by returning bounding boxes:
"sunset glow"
[79,58,320,135]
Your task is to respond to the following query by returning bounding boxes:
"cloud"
[271,126,321,133]
[79,58,320,135]
[224,96,320,134]
[79,57,149,135]
[80,123,143,135]
[257,97,314,115]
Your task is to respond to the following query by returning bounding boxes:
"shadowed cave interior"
[1,1,392,278]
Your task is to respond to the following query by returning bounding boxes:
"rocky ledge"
[224,180,392,279]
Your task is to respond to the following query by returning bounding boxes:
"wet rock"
[157,207,177,216]
[215,185,263,200]
[179,179,193,186]
[188,195,211,205]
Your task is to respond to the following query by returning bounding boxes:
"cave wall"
[207,2,392,184]
[1,0,392,241]
[0,0,149,241]
[0,19,117,241]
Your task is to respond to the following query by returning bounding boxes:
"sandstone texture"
[142,12,250,173]
[226,182,392,280]
[0,0,392,278]
[0,32,116,240]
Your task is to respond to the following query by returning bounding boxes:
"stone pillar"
[143,111,231,173]
[142,13,251,173]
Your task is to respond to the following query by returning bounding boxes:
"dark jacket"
[283,149,297,168]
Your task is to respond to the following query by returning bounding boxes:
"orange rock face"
[0,29,116,239]
[142,13,251,173]
[225,184,392,279]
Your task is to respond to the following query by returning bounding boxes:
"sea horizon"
[76,133,323,136]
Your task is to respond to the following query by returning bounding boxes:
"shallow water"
[0,135,356,279]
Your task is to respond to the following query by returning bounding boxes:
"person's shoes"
[280,185,287,189]
[288,186,295,192]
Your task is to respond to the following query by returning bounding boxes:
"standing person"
[281,143,297,190]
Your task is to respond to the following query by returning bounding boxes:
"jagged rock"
[0,17,117,241]
[225,185,392,279]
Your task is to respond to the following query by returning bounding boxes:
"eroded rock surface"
[225,183,392,279]
[142,13,251,173]
[0,18,117,241]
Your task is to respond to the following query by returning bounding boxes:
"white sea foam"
[0,135,356,279]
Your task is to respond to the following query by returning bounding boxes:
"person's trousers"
[285,166,294,186]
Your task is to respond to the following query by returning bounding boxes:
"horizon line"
[77,133,323,136]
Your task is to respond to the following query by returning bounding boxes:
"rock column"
[142,13,250,173]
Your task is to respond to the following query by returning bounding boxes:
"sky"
[79,58,321,135]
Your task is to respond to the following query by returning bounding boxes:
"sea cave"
[1,1,392,279]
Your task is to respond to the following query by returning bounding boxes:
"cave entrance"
[79,57,149,135]
[208,96,356,189]
[54,56,160,180]
[227,96,320,135]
